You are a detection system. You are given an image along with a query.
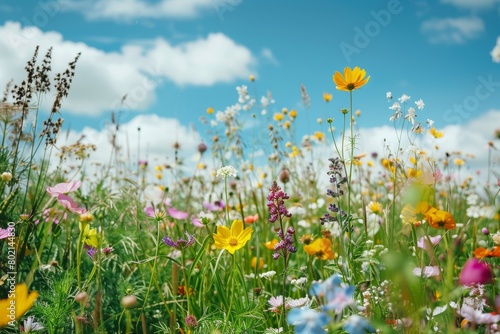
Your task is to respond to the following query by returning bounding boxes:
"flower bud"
[1,172,12,182]
[121,295,138,309]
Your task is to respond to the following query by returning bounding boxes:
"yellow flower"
[213,220,253,254]
[206,107,214,114]
[313,131,325,142]
[0,283,38,327]
[333,66,370,91]
[323,92,332,102]
[289,109,297,118]
[249,74,255,82]
[156,173,163,180]
[264,238,279,250]
[426,209,456,230]
[197,163,206,169]
[303,238,336,260]
[154,165,163,172]
[400,201,434,226]
[355,109,361,117]
[81,223,98,248]
[429,127,443,138]
[454,158,465,166]
[251,257,264,270]
[284,121,291,129]
[367,201,383,215]
[79,212,94,223]
[273,113,284,121]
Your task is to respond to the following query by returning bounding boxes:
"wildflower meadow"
[0,47,499,334]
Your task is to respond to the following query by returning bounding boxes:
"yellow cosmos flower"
[304,238,336,260]
[426,209,456,230]
[0,283,38,327]
[333,66,370,91]
[289,110,297,118]
[400,201,434,226]
[323,92,332,102]
[213,219,253,254]
[273,113,284,121]
[429,127,443,138]
[80,223,98,248]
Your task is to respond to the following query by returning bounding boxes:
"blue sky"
[0,0,499,179]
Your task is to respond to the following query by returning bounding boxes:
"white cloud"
[260,48,279,65]
[60,0,217,21]
[56,114,205,181]
[421,16,484,44]
[441,0,500,10]
[491,36,500,63]
[356,110,500,185]
[0,22,256,115]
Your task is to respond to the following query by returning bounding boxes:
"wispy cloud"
[420,16,484,44]
[60,0,217,21]
[441,0,499,10]
[0,22,256,115]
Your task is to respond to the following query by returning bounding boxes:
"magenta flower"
[57,194,86,214]
[167,207,188,220]
[46,180,81,197]
[459,258,493,286]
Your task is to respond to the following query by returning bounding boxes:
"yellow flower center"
[229,237,238,247]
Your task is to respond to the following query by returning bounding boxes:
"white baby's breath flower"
[386,91,392,100]
[216,165,237,178]
[259,270,276,280]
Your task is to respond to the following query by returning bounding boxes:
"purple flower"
[459,258,493,286]
[203,200,225,212]
[267,181,291,223]
[163,232,195,250]
[86,247,97,260]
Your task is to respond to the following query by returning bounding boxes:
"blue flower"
[287,307,330,334]
[344,315,375,334]
[309,274,356,313]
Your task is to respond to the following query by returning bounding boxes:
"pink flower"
[167,207,188,220]
[0,227,13,239]
[57,194,86,214]
[412,266,440,278]
[417,235,442,250]
[203,200,225,212]
[46,180,81,197]
[144,206,155,218]
[191,215,204,228]
[459,258,493,286]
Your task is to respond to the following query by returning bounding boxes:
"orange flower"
[251,257,264,270]
[303,238,336,260]
[244,214,259,224]
[426,209,456,230]
[473,247,491,259]
[333,66,370,92]
[264,239,279,250]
